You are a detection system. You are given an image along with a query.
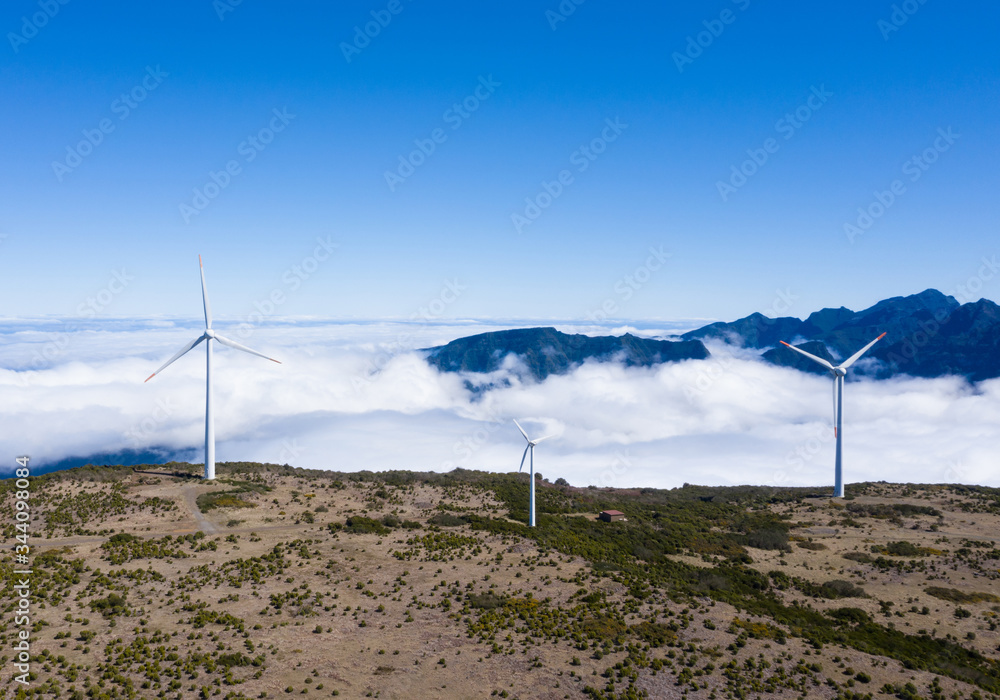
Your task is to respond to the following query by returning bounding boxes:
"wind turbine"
[145,256,281,480]
[780,333,885,498]
[514,419,552,528]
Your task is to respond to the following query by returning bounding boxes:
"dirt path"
[180,481,218,534]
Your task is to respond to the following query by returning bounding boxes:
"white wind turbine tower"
[514,419,552,528]
[780,332,885,498]
[145,256,281,480]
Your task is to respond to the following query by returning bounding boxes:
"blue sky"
[2,2,999,486]
[1,0,998,323]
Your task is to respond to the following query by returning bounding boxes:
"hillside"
[3,463,1000,699]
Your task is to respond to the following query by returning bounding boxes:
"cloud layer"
[1,320,996,489]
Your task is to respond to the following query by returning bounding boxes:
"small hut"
[599,510,625,523]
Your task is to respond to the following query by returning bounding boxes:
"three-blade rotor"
[145,257,281,384]
[779,333,886,433]
[779,332,886,376]
[513,418,552,472]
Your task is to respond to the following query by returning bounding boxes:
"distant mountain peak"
[803,307,853,335]
[686,288,999,381]
[851,288,958,324]
[424,327,708,382]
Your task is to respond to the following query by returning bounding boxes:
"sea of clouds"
[1,317,997,489]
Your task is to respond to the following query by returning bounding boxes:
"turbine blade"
[839,332,887,370]
[199,255,213,329]
[779,341,835,371]
[213,334,282,363]
[513,419,530,443]
[518,445,530,472]
[145,335,205,381]
[532,435,554,444]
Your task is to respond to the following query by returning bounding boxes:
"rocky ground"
[2,464,999,699]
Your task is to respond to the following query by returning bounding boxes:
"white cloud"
[1,319,997,489]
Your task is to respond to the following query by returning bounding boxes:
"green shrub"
[198,494,256,511]
[90,593,128,618]
[217,653,252,669]
[196,480,270,511]
[428,512,466,527]
[926,587,1000,604]
[107,533,137,544]
[827,607,872,625]
[630,621,677,647]
[467,592,506,610]
[882,540,921,556]
[579,614,626,641]
[344,516,389,535]
[842,551,873,563]
[819,580,866,599]
[743,528,791,552]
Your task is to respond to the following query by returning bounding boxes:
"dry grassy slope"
[1,468,999,700]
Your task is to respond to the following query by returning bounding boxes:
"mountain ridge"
[424,326,709,381]
[423,289,1000,382]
